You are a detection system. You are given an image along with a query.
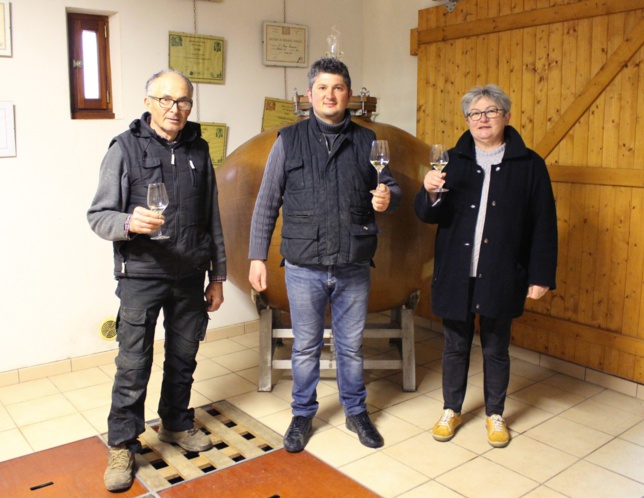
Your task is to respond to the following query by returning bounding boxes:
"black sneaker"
[283,415,313,453]
[346,411,384,448]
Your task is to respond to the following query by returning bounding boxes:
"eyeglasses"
[467,108,503,121]
[148,96,193,111]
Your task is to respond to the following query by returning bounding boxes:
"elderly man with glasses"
[415,84,557,449]
[88,69,226,492]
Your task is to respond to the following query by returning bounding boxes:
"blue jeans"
[285,261,371,418]
[107,276,209,451]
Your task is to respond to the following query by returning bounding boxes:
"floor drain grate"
[107,400,283,492]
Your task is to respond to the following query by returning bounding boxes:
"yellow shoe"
[432,409,462,442]
[487,414,510,448]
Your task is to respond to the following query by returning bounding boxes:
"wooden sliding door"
[412,0,644,382]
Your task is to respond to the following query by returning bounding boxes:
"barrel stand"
[255,292,419,393]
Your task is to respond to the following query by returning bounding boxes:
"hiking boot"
[346,411,384,448]
[487,414,510,448]
[158,425,213,452]
[104,445,134,492]
[432,409,462,442]
[283,415,313,453]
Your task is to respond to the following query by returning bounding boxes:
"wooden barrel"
[216,115,435,313]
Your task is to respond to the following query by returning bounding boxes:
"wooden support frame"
[255,292,418,393]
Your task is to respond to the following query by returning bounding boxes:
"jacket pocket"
[349,222,379,262]
[281,223,319,263]
[142,157,163,184]
[350,207,375,225]
[285,158,305,190]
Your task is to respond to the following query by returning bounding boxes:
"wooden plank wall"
[412,0,644,383]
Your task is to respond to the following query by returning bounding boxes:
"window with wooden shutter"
[67,13,114,119]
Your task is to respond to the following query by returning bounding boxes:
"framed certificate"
[0,102,16,157]
[261,97,299,132]
[200,122,227,168]
[169,32,225,84]
[0,2,12,57]
[262,22,308,67]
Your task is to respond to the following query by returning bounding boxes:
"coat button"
[478,274,483,278]
[484,239,489,244]
[491,201,497,206]
[471,204,476,208]
[363,226,368,230]
[475,304,480,310]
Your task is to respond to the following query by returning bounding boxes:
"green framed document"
[200,122,227,168]
[261,97,299,132]
[169,32,224,84]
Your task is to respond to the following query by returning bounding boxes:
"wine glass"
[429,144,449,193]
[147,182,170,240]
[369,140,390,189]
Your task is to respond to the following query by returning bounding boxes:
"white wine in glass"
[147,182,170,240]
[369,140,390,189]
[429,144,449,193]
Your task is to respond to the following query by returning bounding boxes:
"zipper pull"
[121,261,125,273]
[171,151,175,165]
[189,159,195,169]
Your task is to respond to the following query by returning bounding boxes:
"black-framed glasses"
[467,108,503,121]
[148,96,193,111]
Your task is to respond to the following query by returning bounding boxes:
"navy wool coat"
[414,126,558,321]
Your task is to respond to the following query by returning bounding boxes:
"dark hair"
[307,58,351,90]
[145,69,194,97]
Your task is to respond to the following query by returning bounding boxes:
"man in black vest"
[88,70,226,491]
[249,58,401,452]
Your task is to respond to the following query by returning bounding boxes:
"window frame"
[67,13,114,119]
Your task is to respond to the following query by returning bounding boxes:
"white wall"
[363,0,442,135]
[0,0,434,372]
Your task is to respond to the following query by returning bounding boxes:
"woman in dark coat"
[414,84,557,448]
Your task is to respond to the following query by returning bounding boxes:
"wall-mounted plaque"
[169,32,225,84]
[261,97,299,132]
[0,2,12,57]
[262,22,308,68]
[0,102,16,157]
[200,122,227,168]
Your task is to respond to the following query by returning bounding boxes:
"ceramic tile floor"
[1,319,644,498]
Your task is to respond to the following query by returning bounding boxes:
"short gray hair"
[461,84,511,118]
[145,70,194,96]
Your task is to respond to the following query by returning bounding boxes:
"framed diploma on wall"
[169,32,225,84]
[199,122,227,168]
[261,97,299,132]
[0,2,12,57]
[262,22,308,68]
[0,102,16,157]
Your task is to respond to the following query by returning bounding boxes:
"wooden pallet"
[133,400,283,492]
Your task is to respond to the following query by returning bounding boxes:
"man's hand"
[527,285,549,300]
[205,282,224,312]
[129,206,165,235]
[249,260,268,292]
[370,184,391,212]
